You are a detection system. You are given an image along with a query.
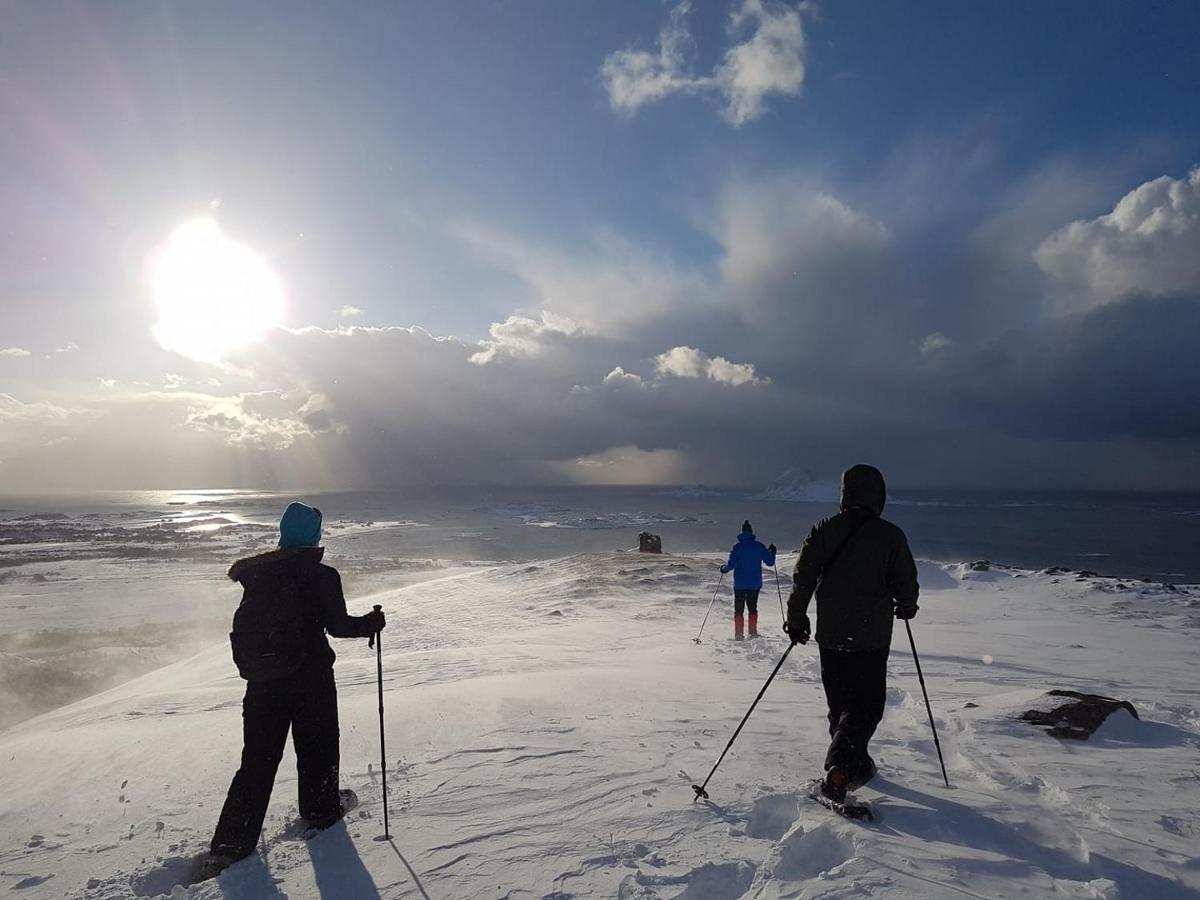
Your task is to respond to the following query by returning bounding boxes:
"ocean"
[3,485,1198,582]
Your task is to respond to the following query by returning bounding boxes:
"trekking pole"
[904,619,950,788]
[692,642,793,800]
[368,605,391,838]
[773,565,785,622]
[693,571,725,644]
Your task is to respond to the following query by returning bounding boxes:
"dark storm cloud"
[3,165,1199,491]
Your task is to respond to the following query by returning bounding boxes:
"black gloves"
[767,543,777,554]
[894,605,917,620]
[719,564,730,574]
[365,609,387,634]
[784,614,811,645]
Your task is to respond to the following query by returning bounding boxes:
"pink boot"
[734,614,745,641]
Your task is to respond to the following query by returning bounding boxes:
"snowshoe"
[806,778,874,821]
[188,851,238,884]
[303,789,359,838]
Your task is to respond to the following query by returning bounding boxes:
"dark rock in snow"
[969,560,991,571]
[1021,690,1138,740]
[638,532,662,554]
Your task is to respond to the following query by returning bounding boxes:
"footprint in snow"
[618,860,755,899]
[769,822,858,882]
[746,793,802,841]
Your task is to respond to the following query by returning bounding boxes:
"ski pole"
[368,604,391,838]
[693,571,725,644]
[773,565,785,622]
[692,642,794,801]
[904,618,950,788]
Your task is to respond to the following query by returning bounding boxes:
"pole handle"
[369,604,382,647]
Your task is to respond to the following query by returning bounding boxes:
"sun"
[149,219,284,364]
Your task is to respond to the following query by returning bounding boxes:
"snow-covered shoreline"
[1,552,1197,899]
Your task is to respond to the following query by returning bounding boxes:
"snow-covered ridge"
[1,552,1197,899]
[750,468,840,503]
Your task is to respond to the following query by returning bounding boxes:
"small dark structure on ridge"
[638,532,662,554]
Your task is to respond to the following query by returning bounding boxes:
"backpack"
[229,578,308,681]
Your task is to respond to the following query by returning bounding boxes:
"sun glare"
[149,219,284,363]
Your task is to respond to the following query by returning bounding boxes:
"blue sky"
[2,1,1199,490]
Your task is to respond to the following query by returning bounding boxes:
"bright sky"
[2,1,1199,491]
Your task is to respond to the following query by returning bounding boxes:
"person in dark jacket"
[784,465,919,802]
[195,502,386,881]
[720,520,777,639]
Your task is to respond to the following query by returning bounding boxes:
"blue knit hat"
[279,501,322,548]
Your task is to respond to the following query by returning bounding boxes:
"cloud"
[453,222,709,336]
[653,346,765,386]
[339,305,364,318]
[715,0,808,125]
[600,1,701,115]
[4,159,1200,492]
[548,446,691,485]
[1035,168,1200,315]
[602,366,644,388]
[601,0,808,126]
[470,311,582,365]
[54,342,80,354]
[919,332,952,356]
[0,347,31,358]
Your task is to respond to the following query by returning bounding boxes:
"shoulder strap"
[821,512,873,579]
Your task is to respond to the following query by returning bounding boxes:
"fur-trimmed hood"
[227,546,325,583]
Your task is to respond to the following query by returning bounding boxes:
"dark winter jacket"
[227,547,377,668]
[787,465,919,651]
[721,532,777,590]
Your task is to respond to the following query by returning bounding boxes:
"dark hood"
[227,546,325,583]
[840,464,886,516]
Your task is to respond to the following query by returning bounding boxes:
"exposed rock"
[969,560,991,572]
[1021,690,1138,740]
[637,532,662,554]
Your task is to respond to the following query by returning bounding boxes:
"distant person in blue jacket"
[720,520,777,640]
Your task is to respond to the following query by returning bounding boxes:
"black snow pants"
[819,645,889,783]
[211,661,342,859]
[733,589,759,616]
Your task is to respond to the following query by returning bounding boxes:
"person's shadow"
[871,778,1199,898]
[307,823,382,900]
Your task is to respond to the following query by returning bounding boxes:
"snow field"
[0,554,1197,898]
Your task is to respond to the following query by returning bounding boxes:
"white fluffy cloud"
[715,0,807,125]
[1035,168,1200,314]
[653,346,765,386]
[602,366,644,388]
[470,311,582,365]
[601,0,808,126]
[0,347,31,358]
[600,1,700,115]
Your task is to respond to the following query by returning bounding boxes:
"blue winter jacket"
[721,532,777,590]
